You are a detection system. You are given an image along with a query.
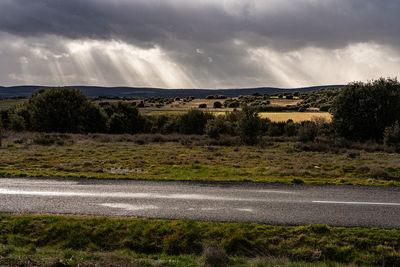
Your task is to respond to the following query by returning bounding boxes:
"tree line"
[1,78,400,147]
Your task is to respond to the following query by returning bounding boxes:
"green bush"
[384,121,400,149]
[213,101,222,108]
[332,78,400,140]
[298,121,318,142]
[28,88,107,133]
[9,114,25,132]
[205,116,233,139]
[179,109,213,135]
[106,102,147,134]
[237,106,262,145]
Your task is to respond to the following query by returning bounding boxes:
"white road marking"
[201,207,219,211]
[253,190,295,194]
[236,208,254,213]
[99,203,158,211]
[313,201,400,206]
[0,188,258,201]
[0,180,78,186]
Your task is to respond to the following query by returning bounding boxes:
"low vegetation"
[1,132,400,186]
[0,214,399,266]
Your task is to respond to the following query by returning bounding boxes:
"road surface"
[0,177,399,228]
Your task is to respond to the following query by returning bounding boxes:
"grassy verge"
[0,214,398,266]
[1,133,400,186]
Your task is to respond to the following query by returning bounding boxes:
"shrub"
[203,244,228,266]
[384,121,400,150]
[213,101,222,108]
[298,121,318,142]
[179,109,213,135]
[284,120,297,137]
[237,106,262,145]
[9,114,25,132]
[106,102,147,134]
[205,116,233,139]
[198,103,207,109]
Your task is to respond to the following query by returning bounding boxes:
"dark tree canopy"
[107,102,146,134]
[28,87,107,133]
[332,78,400,140]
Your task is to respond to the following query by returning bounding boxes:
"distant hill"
[0,85,345,99]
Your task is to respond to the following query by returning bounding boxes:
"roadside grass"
[0,214,399,266]
[1,132,400,186]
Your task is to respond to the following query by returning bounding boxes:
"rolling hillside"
[0,85,344,98]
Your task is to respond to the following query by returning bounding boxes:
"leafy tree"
[237,106,262,145]
[28,87,107,133]
[298,121,318,142]
[332,78,400,140]
[384,121,400,149]
[198,103,207,108]
[0,119,3,148]
[213,101,222,108]
[9,113,25,132]
[179,109,213,135]
[0,109,10,130]
[106,102,147,134]
[205,116,233,139]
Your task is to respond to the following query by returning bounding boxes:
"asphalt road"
[1,177,400,228]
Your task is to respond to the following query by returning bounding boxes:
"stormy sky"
[0,0,399,88]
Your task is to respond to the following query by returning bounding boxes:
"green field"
[0,99,26,109]
[1,132,399,186]
[0,213,398,266]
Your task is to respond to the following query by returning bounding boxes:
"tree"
[298,121,318,142]
[179,109,213,135]
[107,102,147,134]
[198,103,207,108]
[384,121,400,149]
[28,87,107,133]
[0,120,2,148]
[205,116,232,139]
[237,106,262,145]
[213,101,222,108]
[332,78,400,140]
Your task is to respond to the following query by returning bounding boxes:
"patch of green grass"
[1,133,400,186]
[0,99,27,109]
[0,214,398,266]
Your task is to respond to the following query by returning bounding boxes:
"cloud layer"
[0,0,399,88]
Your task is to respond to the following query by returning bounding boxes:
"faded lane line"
[236,208,254,213]
[313,201,400,206]
[251,190,296,194]
[0,188,261,202]
[99,203,158,211]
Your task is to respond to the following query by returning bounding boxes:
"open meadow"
[1,132,399,186]
[258,112,331,123]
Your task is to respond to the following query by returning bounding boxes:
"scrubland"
[1,132,399,187]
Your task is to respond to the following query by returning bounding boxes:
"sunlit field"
[0,99,26,109]
[259,112,332,122]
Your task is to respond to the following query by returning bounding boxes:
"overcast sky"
[0,0,399,88]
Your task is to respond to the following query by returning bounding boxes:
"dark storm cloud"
[1,0,400,88]
[0,0,399,50]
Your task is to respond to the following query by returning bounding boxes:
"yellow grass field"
[259,112,332,122]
